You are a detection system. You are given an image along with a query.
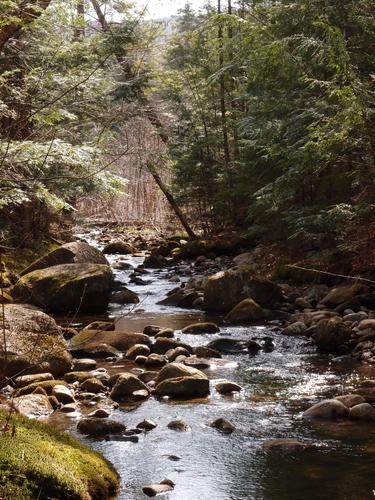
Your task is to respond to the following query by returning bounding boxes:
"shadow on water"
[50,233,375,500]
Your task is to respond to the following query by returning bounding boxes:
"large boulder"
[13,393,53,418]
[320,284,368,308]
[0,304,71,380]
[312,318,352,352]
[11,264,113,313]
[303,399,349,419]
[203,267,283,312]
[154,363,210,399]
[21,242,108,276]
[225,299,265,324]
[102,241,134,255]
[110,373,149,401]
[77,418,126,436]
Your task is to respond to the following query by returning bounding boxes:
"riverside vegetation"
[1,1,375,499]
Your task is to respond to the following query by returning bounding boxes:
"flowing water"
[49,232,375,500]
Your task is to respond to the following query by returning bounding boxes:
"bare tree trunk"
[0,0,52,53]
[74,0,85,40]
[218,0,231,168]
[90,0,196,238]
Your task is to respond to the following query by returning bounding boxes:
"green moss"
[4,240,59,275]
[16,380,69,397]
[0,410,119,499]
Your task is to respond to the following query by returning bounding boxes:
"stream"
[49,231,375,500]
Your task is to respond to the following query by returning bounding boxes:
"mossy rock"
[16,379,69,397]
[11,263,114,313]
[0,409,119,499]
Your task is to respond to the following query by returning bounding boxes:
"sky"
[136,0,209,19]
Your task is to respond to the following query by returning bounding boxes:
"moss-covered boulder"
[154,363,210,399]
[11,264,113,313]
[71,330,151,355]
[225,299,265,324]
[203,266,283,313]
[0,410,119,499]
[21,242,109,276]
[0,305,71,380]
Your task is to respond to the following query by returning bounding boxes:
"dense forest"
[1,2,375,499]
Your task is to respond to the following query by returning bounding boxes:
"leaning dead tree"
[90,0,197,238]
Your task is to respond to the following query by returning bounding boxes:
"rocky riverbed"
[2,226,375,499]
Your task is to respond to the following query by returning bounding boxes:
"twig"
[286,265,375,285]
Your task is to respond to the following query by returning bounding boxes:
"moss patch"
[16,380,69,397]
[0,410,119,499]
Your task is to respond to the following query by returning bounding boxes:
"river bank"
[2,225,375,499]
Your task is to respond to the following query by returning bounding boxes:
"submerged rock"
[136,419,158,431]
[303,399,349,419]
[209,417,235,433]
[111,288,140,304]
[142,482,174,497]
[11,264,113,313]
[263,439,315,453]
[167,419,190,431]
[77,417,126,436]
[181,322,220,334]
[215,381,242,395]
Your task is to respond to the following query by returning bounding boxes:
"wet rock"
[283,321,307,336]
[263,439,315,453]
[11,264,113,314]
[102,241,134,254]
[142,482,174,497]
[60,403,77,413]
[312,318,352,352]
[105,434,139,442]
[184,357,210,370]
[21,242,108,276]
[72,358,97,371]
[132,389,150,401]
[349,403,375,420]
[77,417,126,436]
[111,288,140,304]
[48,395,60,409]
[166,347,190,362]
[13,394,53,418]
[83,321,114,331]
[144,254,168,269]
[215,381,242,394]
[154,328,175,339]
[136,419,158,431]
[70,343,121,359]
[154,363,209,399]
[138,371,158,384]
[303,399,349,419]
[358,319,375,330]
[167,419,190,431]
[126,344,151,360]
[247,340,262,355]
[135,355,147,365]
[71,330,150,355]
[335,394,366,408]
[320,284,368,307]
[225,299,265,324]
[145,353,168,368]
[14,372,54,389]
[206,338,245,354]
[209,417,235,433]
[80,378,106,394]
[88,408,111,418]
[193,346,222,359]
[52,384,75,404]
[152,337,193,355]
[0,304,72,379]
[143,325,162,336]
[181,322,220,334]
[110,373,149,401]
[203,267,283,313]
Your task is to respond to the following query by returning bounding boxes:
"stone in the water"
[135,355,147,365]
[142,483,174,497]
[80,377,106,394]
[88,408,110,418]
[209,417,235,433]
[225,299,265,324]
[143,325,162,336]
[60,403,77,413]
[215,381,242,395]
[145,353,168,368]
[154,328,175,339]
[207,338,245,354]
[126,344,151,360]
[247,340,262,355]
[263,439,315,453]
[193,346,222,359]
[335,394,366,408]
[283,321,307,336]
[111,288,140,304]
[13,394,53,418]
[184,357,210,370]
[110,373,149,401]
[102,241,134,255]
[132,389,150,401]
[312,319,352,353]
[167,419,190,431]
[303,399,349,419]
[181,322,220,334]
[155,363,210,399]
[166,347,190,362]
[136,419,158,431]
[349,403,375,420]
[14,373,54,389]
[73,358,97,371]
[77,417,126,436]
[52,384,75,404]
